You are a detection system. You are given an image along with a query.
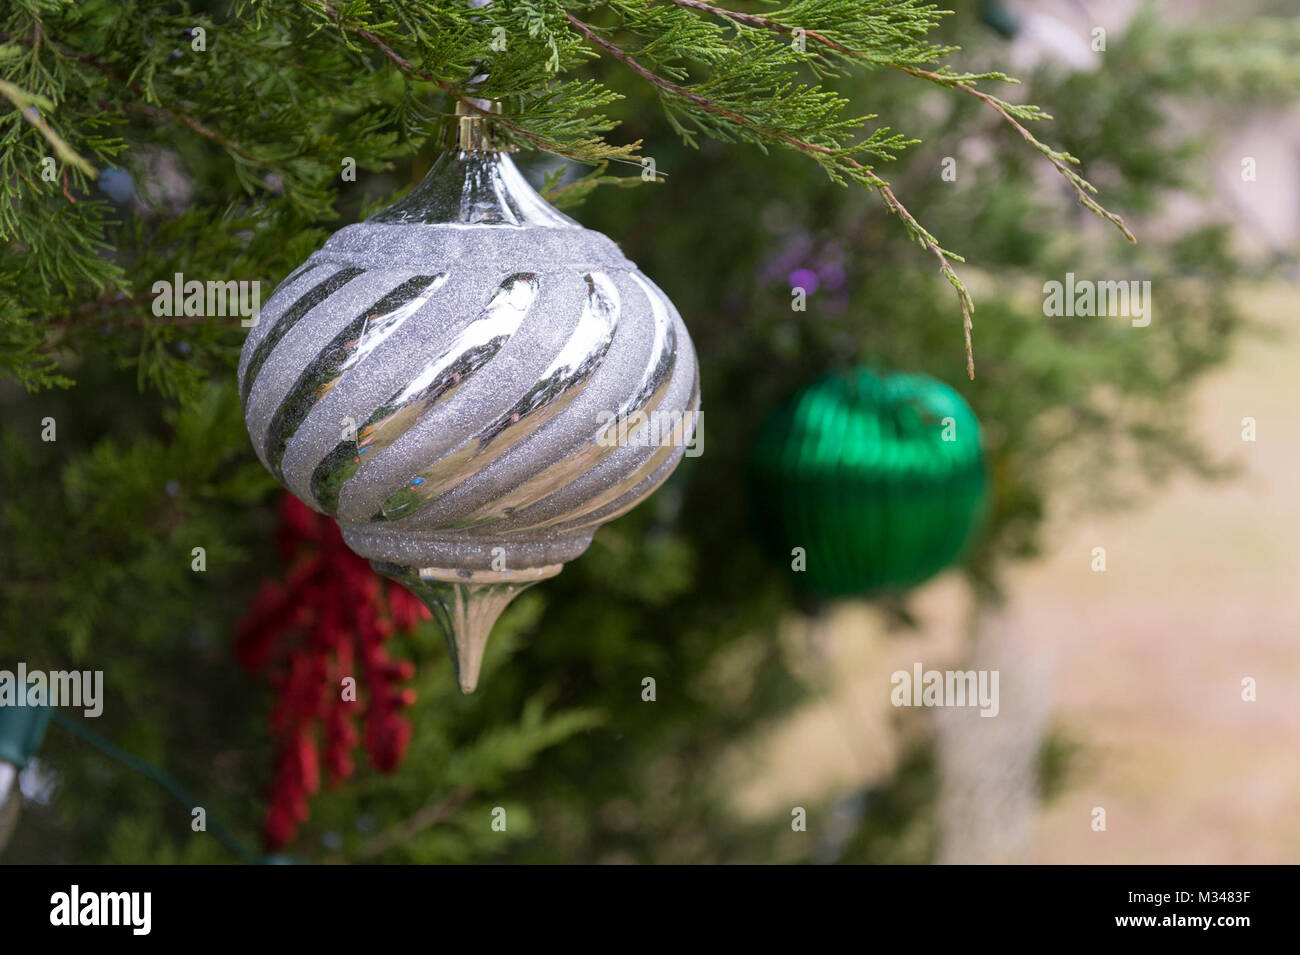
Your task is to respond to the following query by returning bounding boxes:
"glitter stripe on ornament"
[241,263,327,382]
[243,270,448,470]
[373,271,621,522]
[449,271,678,528]
[542,374,700,534]
[384,267,661,533]
[239,266,365,405]
[508,295,699,536]
[325,270,593,526]
[261,273,449,483]
[308,273,542,514]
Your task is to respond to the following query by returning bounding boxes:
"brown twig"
[116,100,268,164]
[891,63,1136,242]
[668,0,856,55]
[567,11,752,123]
[340,785,475,862]
[565,12,975,376]
[49,291,234,330]
[312,1,567,157]
[664,0,1135,243]
[0,29,272,166]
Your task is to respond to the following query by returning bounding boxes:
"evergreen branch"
[310,1,584,159]
[116,100,270,166]
[565,11,975,376]
[47,283,261,330]
[37,292,158,333]
[0,78,96,177]
[0,30,273,167]
[61,48,273,166]
[892,65,1136,242]
[660,0,1135,243]
[870,176,975,380]
[666,0,854,54]
[566,12,746,118]
[540,161,647,208]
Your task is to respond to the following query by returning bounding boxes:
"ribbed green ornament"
[749,367,988,598]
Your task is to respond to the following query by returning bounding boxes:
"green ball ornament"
[749,366,988,598]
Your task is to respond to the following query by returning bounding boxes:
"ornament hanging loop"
[442,99,509,153]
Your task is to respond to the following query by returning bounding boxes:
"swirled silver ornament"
[238,104,700,692]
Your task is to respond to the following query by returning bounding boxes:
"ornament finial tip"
[457,670,481,695]
[371,561,564,693]
[446,609,493,695]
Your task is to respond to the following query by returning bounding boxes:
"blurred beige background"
[721,0,1300,864]
[724,280,1299,864]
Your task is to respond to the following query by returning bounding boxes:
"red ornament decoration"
[236,494,429,850]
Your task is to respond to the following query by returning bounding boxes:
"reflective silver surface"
[456,271,678,527]
[370,149,578,229]
[264,273,448,483]
[238,146,700,692]
[239,265,362,406]
[372,561,563,694]
[310,273,538,513]
[373,271,620,521]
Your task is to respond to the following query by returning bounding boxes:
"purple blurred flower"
[757,231,814,284]
[789,268,820,294]
[816,262,846,293]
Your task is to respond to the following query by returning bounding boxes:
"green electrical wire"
[49,710,266,865]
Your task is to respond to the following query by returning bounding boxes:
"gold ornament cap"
[440,98,510,153]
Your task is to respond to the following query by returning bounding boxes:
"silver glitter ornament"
[239,104,700,693]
